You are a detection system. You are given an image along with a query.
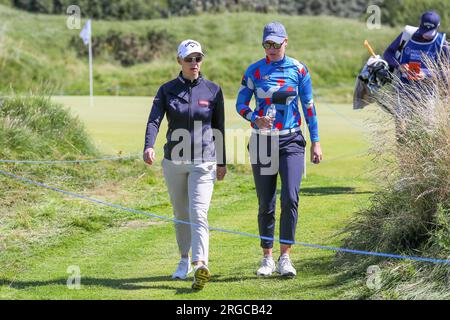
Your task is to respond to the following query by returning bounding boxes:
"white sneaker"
[172,258,193,280]
[276,255,297,277]
[256,256,276,276]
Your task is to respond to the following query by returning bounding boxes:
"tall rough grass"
[0,23,7,71]
[0,95,149,283]
[0,95,98,160]
[338,58,450,299]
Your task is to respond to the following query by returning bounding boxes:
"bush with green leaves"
[70,29,176,67]
[9,0,450,30]
[166,0,373,17]
[380,0,450,34]
[11,0,169,19]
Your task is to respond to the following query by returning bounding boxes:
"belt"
[252,126,301,136]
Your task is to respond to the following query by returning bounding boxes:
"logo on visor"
[185,41,198,48]
[423,22,436,29]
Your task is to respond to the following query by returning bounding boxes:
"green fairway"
[0,96,377,299]
[53,96,373,173]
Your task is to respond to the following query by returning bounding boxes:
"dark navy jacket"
[144,73,226,166]
[383,31,449,70]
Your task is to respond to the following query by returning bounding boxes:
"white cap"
[177,39,204,59]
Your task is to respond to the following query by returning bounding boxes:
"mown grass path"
[0,97,378,299]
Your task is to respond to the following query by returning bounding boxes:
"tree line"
[1,0,396,20]
[5,0,449,32]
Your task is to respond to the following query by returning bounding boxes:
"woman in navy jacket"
[144,39,226,290]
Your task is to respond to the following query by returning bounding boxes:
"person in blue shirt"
[383,11,448,143]
[236,22,323,277]
[383,11,449,84]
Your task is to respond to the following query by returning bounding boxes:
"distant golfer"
[236,22,322,277]
[143,39,227,290]
[383,11,449,83]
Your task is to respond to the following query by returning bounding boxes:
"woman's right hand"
[254,116,274,129]
[144,148,156,166]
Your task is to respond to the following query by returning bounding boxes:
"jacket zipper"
[188,85,192,132]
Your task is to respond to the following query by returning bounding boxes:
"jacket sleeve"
[144,86,166,151]
[298,65,320,143]
[212,87,226,166]
[383,33,403,70]
[236,68,257,123]
[442,40,450,61]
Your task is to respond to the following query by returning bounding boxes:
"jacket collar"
[166,72,204,102]
[266,55,287,66]
[177,72,203,87]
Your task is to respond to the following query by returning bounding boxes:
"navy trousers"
[249,131,306,249]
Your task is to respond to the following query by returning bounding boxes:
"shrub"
[70,29,176,67]
[11,0,168,20]
[380,0,450,34]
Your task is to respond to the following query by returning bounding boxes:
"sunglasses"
[262,41,284,49]
[183,55,203,63]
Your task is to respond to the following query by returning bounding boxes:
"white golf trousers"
[162,158,216,265]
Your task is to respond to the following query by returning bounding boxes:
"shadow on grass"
[2,254,357,296]
[298,186,373,196]
[3,275,260,295]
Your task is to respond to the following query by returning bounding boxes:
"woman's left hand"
[311,142,323,164]
[217,165,227,181]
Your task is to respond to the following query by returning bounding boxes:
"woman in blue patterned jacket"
[236,22,323,278]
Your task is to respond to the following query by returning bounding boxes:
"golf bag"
[353,55,392,110]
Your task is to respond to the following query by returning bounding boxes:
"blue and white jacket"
[236,55,320,142]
